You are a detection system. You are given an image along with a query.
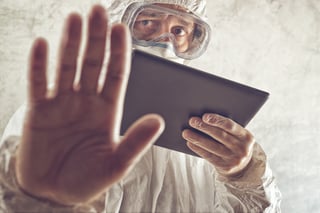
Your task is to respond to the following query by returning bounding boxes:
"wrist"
[217,149,254,179]
[216,143,267,186]
[14,158,74,207]
[219,158,253,180]
[17,183,74,208]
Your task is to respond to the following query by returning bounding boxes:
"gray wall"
[0,0,319,212]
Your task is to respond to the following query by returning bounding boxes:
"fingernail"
[190,117,201,126]
[203,113,214,122]
[182,130,192,140]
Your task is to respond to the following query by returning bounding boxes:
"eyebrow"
[176,18,194,28]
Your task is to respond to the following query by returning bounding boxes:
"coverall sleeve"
[213,143,282,212]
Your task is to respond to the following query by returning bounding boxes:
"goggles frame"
[121,2,211,60]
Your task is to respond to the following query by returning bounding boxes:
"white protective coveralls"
[0,0,282,212]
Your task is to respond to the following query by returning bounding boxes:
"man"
[0,0,281,212]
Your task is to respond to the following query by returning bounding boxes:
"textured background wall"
[0,0,319,212]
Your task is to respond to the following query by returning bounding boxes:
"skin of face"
[132,3,196,53]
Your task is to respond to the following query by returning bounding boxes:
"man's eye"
[172,27,187,36]
[140,20,153,26]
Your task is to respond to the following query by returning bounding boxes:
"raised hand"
[15,5,164,205]
[182,113,255,177]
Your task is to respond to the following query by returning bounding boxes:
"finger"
[182,129,232,158]
[100,24,131,132]
[187,142,249,176]
[115,114,164,171]
[188,117,239,150]
[202,113,254,142]
[186,142,227,168]
[28,38,48,103]
[56,13,82,94]
[80,5,108,93]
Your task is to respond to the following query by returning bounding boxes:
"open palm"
[15,5,164,205]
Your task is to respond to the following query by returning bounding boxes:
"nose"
[155,17,176,41]
[157,21,170,35]
[156,36,171,42]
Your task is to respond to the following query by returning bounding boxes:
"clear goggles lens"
[122,3,211,60]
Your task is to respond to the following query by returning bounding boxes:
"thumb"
[115,114,165,170]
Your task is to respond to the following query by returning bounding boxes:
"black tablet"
[120,50,269,157]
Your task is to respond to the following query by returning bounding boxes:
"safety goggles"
[121,3,211,60]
